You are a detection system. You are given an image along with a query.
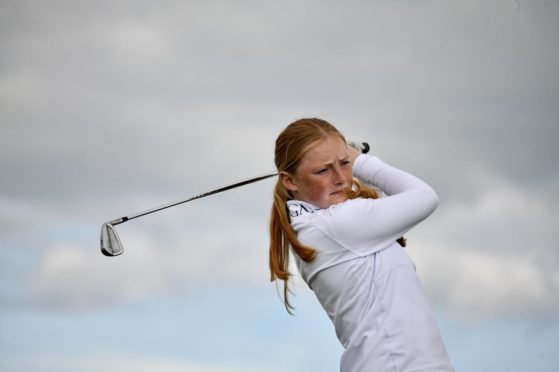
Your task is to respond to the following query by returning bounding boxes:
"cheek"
[313,179,332,196]
[301,178,326,196]
[344,168,353,183]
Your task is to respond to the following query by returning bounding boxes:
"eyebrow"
[314,156,351,168]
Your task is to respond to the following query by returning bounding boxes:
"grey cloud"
[1,0,558,319]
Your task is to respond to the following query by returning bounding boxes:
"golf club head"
[100,223,123,256]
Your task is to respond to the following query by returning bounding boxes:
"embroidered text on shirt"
[288,203,316,218]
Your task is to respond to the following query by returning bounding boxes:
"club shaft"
[109,173,278,226]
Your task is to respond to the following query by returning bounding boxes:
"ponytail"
[269,181,316,314]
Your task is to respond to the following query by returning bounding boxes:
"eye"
[315,168,328,175]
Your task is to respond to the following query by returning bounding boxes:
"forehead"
[300,136,347,165]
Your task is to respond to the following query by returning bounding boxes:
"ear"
[279,171,299,193]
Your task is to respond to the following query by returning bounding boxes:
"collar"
[286,200,322,218]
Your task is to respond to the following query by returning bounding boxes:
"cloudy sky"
[1,0,558,371]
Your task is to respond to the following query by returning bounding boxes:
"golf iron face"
[100,220,125,256]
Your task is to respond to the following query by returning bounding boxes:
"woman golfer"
[269,118,454,371]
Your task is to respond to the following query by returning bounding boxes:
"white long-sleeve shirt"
[288,154,454,372]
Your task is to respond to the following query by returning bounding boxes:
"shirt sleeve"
[313,154,439,254]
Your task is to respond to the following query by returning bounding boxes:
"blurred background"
[1,0,558,371]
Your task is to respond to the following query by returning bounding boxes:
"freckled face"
[282,135,353,209]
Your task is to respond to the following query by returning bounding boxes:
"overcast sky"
[1,0,558,371]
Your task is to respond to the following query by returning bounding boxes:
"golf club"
[100,141,370,257]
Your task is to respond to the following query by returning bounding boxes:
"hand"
[347,143,362,164]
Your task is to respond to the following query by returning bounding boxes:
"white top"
[288,154,454,372]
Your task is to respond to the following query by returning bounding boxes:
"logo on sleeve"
[288,203,316,218]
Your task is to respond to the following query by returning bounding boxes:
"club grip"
[348,141,370,154]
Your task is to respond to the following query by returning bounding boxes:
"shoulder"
[289,199,378,238]
[287,198,376,221]
[325,198,377,218]
[287,200,321,218]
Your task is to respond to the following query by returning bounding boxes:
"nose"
[332,165,346,186]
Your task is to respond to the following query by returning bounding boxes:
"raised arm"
[318,153,439,253]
